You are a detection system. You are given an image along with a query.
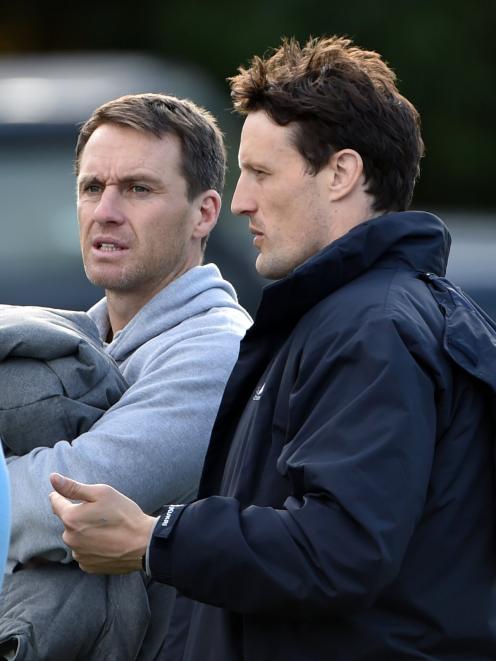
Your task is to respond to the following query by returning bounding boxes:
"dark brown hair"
[229,36,424,212]
[75,93,226,199]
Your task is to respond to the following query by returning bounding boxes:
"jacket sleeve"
[7,316,244,568]
[148,316,438,616]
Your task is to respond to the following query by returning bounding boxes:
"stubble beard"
[256,249,292,281]
[84,258,149,293]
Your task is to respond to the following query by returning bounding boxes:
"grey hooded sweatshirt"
[8,263,251,567]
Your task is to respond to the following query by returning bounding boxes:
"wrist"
[140,515,160,575]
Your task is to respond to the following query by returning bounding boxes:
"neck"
[105,273,182,337]
[105,254,202,337]
[105,292,146,338]
[329,196,381,243]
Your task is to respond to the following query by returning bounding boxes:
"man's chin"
[255,255,290,280]
[85,270,130,292]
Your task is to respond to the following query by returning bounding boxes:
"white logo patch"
[161,504,180,527]
[253,383,265,401]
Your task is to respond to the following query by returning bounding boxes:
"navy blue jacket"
[149,212,496,660]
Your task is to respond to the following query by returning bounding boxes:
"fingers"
[72,549,144,575]
[49,473,99,503]
[49,490,72,521]
[71,551,97,574]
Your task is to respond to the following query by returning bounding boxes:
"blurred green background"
[0,0,495,316]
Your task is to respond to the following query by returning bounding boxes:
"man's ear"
[192,190,222,239]
[328,149,364,202]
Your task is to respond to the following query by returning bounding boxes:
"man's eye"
[130,185,149,193]
[85,184,102,194]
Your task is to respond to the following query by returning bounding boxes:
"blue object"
[0,445,10,591]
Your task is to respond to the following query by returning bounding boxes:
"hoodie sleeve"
[7,309,247,568]
[147,316,438,616]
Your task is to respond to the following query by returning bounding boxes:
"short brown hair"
[229,36,424,212]
[76,93,226,199]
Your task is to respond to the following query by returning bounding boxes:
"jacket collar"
[253,211,451,332]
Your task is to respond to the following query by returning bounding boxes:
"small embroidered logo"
[161,505,179,527]
[253,383,265,401]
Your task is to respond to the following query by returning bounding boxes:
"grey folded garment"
[0,564,150,661]
[0,305,151,660]
[0,304,127,455]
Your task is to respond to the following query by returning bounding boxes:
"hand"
[49,473,158,575]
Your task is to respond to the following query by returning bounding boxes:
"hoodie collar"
[88,263,250,361]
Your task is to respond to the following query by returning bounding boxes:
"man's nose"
[92,186,126,224]
[231,174,257,217]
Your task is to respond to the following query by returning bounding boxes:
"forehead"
[79,123,183,176]
[238,110,300,165]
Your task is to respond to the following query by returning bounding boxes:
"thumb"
[49,473,98,503]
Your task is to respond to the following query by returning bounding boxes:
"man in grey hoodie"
[4,93,252,659]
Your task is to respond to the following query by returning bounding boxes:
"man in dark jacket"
[50,35,496,660]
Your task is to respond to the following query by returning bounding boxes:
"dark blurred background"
[1,0,495,317]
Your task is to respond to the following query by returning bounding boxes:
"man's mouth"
[249,224,264,237]
[92,239,127,252]
[98,242,122,251]
[249,226,264,248]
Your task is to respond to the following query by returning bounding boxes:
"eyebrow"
[238,160,270,172]
[77,173,164,188]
